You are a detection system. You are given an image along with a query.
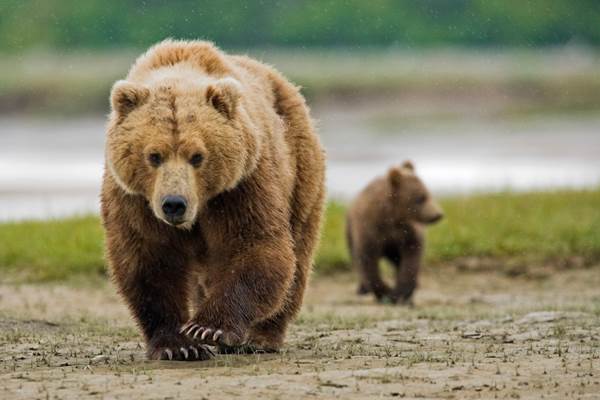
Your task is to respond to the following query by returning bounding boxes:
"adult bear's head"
[106,72,261,229]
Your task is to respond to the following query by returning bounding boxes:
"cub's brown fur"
[346,162,442,304]
[101,40,325,361]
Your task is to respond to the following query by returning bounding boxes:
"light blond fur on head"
[105,41,262,227]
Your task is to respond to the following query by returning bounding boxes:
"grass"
[3,47,600,115]
[320,189,600,274]
[428,190,600,263]
[0,189,599,282]
[0,215,105,281]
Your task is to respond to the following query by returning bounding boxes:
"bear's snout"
[427,212,444,224]
[161,195,188,224]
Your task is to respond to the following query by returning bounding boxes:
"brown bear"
[346,161,443,304]
[101,39,326,361]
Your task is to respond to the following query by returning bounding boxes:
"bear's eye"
[189,153,204,167]
[415,194,427,204]
[148,153,162,167]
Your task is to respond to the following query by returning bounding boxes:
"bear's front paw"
[179,321,246,348]
[147,333,215,361]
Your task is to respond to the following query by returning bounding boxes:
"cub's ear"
[388,166,403,187]
[110,80,150,117]
[206,77,241,119]
[402,160,415,171]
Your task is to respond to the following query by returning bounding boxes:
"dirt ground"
[1,267,599,400]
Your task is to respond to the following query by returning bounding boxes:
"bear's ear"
[206,77,241,119]
[388,166,403,187]
[402,160,415,172]
[110,80,150,117]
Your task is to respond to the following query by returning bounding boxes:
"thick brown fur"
[101,39,325,361]
[346,161,443,305]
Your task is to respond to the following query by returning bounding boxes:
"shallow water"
[0,113,599,221]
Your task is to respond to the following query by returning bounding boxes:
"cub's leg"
[354,244,392,302]
[383,245,409,304]
[349,222,393,301]
[392,244,422,304]
[107,234,213,361]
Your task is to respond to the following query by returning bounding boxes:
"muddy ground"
[1,267,599,399]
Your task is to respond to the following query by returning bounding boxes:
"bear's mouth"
[160,216,195,230]
[165,215,186,226]
[425,213,443,224]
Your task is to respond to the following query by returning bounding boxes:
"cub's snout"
[421,200,444,225]
[427,212,444,224]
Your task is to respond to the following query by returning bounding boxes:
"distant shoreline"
[2,47,600,116]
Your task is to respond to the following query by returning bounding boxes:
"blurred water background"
[1,112,599,221]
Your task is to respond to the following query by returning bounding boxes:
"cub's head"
[387,161,443,225]
[106,74,260,229]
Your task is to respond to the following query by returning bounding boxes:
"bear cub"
[346,161,443,304]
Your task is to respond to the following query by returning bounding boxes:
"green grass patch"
[427,190,600,263]
[0,215,105,281]
[316,189,600,274]
[1,189,599,282]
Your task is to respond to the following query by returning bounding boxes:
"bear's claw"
[157,344,213,361]
[180,324,223,344]
[181,323,199,336]
[149,332,215,361]
[180,321,239,347]
[180,347,188,359]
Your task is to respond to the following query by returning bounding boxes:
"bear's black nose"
[161,195,187,221]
